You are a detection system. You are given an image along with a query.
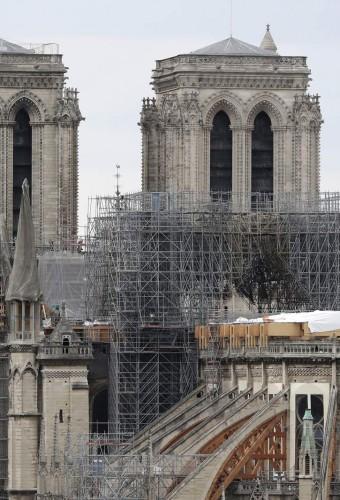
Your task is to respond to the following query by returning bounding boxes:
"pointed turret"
[6,179,41,343]
[260,24,278,53]
[299,408,317,499]
[6,179,40,303]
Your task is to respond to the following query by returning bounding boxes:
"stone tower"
[0,39,83,245]
[37,317,91,497]
[5,181,92,499]
[6,180,41,500]
[140,27,322,199]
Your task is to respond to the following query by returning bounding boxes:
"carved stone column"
[245,127,253,194]
[5,123,14,236]
[202,125,211,193]
[0,123,10,221]
[31,123,44,245]
[231,126,252,210]
[272,126,286,196]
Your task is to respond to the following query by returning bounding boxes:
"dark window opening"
[13,109,32,238]
[62,336,70,347]
[210,111,232,193]
[92,388,108,434]
[251,111,273,198]
[59,409,63,423]
[305,454,310,475]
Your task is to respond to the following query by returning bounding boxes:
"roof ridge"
[0,38,32,54]
[192,35,278,56]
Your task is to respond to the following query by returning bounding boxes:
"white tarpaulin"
[235,311,340,333]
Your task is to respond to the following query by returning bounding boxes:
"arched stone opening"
[92,387,108,434]
[251,111,273,195]
[13,109,32,237]
[210,111,232,192]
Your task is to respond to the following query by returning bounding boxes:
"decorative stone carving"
[42,369,88,379]
[6,90,48,121]
[287,366,331,378]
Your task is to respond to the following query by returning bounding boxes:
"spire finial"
[115,164,121,198]
[260,24,278,53]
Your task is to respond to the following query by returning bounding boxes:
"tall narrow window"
[13,109,32,237]
[210,111,232,193]
[251,111,273,195]
[305,453,310,475]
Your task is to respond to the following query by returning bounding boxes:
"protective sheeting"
[5,179,40,302]
[235,310,340,333]
[38,252,85,319]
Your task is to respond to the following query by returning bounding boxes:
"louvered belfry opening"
[13,109,32,237]
[210,111,232,192]
[251,111,273,194]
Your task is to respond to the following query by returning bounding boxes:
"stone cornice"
[0,75,64,89]
[8,412,41,417]
[41,369,88,378]
[156,75,308,93]
[156,54,308,68]
[9,344,38,353]
[0,52,64,66]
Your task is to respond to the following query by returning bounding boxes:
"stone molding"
[41,369,88,379]
[9,345,37,353]
[155,54,308,68]
[0,76,63,89]
[287,366,331,377]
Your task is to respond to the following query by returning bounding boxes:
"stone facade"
[0,41,83,246]
[140,30,322,198]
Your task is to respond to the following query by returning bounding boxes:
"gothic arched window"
[210,111,232,193]
[13,109,32,237]
[251,111,273,195]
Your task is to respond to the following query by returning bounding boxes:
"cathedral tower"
[0,39,83,245]
[141,27,322,199]
[6,180,41,500]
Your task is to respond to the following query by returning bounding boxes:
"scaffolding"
[38,251,86,320]
[0,351,8,500]
[85,191,340,441]
[64,433,209,500]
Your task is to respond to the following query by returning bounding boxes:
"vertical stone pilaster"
[202,126,211,192]
[31,123,44,245]
[0,124,5,217]
[310,124,320,193]
[231,126,251,210]
[272,126,285,196]
[42,123,58,244]
[244,127,252,196]
[5,124,14,236]
[294,127,302,194]
[8,351,39,500]
[56,120,80,247]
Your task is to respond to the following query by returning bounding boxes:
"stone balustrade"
[37,342,92,360]
[200,341,340,360]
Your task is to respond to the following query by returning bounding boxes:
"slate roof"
[192,35,277,57]
[0,38,32,53]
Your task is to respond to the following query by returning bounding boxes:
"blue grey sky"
[2,0,340,228]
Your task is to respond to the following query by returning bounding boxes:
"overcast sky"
[2,0,340,229]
